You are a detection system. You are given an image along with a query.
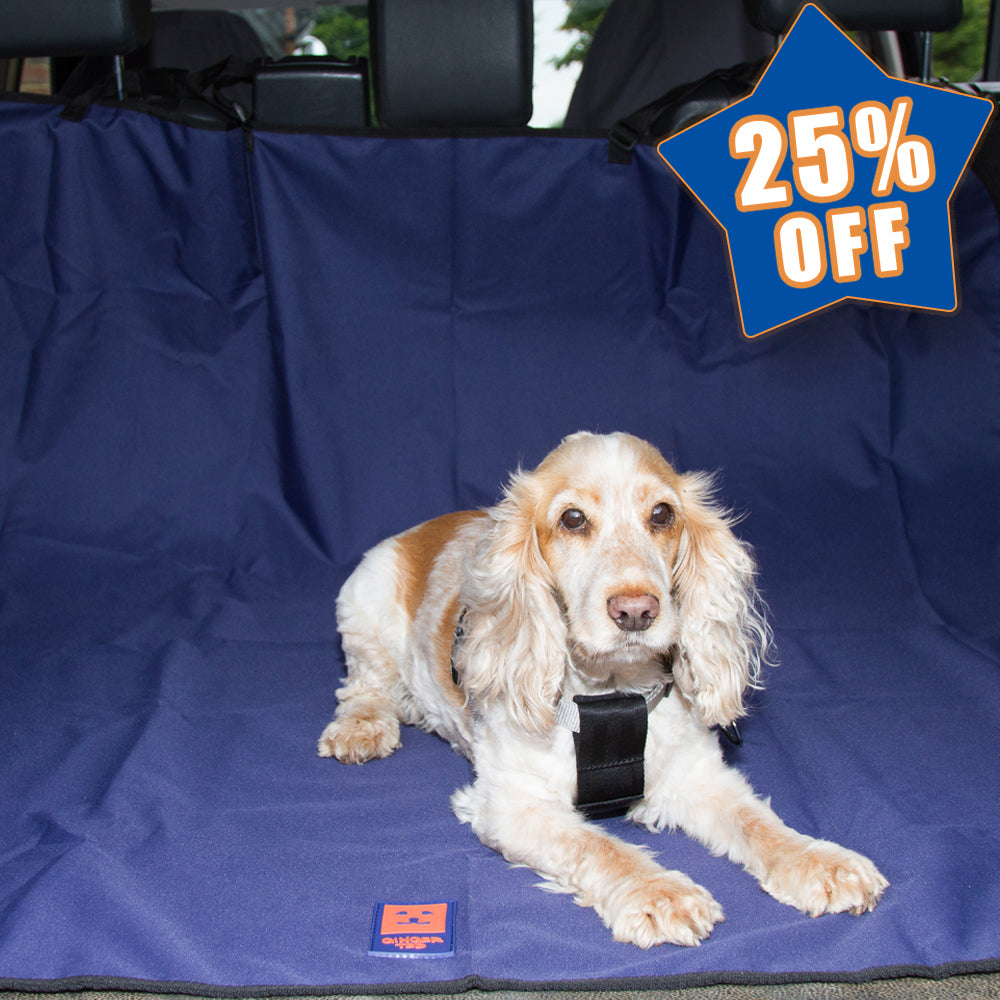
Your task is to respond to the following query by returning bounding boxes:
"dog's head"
[461,432,769,734]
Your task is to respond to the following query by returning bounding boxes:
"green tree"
[311,5,370,61]
[553,0,612,70]
[933,0,990,81]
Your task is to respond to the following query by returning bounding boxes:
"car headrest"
[371,0,533,127]
[742,0,963,34]
[0,0,151,58]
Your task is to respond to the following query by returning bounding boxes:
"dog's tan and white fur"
[319,431,887,947]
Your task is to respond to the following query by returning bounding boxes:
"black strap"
[607,57,766,164]
[572,692,648,819]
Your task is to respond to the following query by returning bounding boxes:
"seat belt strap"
[572,692,648,820]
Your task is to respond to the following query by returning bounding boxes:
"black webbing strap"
[606,57,766,165]
[572,692,648,819]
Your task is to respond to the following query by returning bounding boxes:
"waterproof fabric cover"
[1,99,999,993]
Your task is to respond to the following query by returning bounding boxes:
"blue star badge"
[657,3,993,338]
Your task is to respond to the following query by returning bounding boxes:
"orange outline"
[826,205,869,283]
[850,101,892,155]
[787,105,854,203]
[655,1,994,338]
[892,136,936,195]
[868,201,910,277]
[730,114,794,212]
[774,211,827,287]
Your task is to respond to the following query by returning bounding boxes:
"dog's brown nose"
[608,593,659,632]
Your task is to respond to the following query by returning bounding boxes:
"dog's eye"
[650,502,675,527]
[559,508,587,531]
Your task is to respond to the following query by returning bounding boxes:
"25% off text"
[729,98,935,288]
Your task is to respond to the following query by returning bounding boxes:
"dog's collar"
[554,678,671,733]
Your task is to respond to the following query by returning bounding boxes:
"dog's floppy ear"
[458,469,567,735]
[672,472,770,730]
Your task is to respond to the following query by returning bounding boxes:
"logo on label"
[369,900,456,958]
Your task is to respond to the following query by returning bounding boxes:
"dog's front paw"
[600,870,724,948]
[760,838,888,917]
[317,715,401,763]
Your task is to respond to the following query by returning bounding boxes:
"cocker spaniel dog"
[319,431,887,947]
